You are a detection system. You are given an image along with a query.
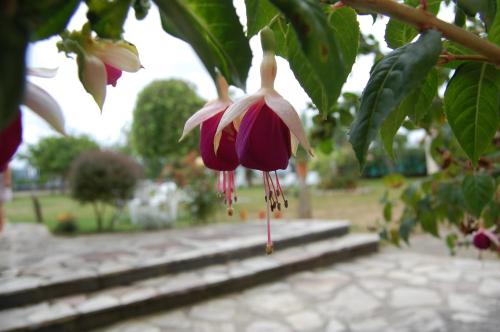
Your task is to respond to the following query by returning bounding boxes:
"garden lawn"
[5,194,139,234]
[6,179,404,234]
[214,178,404,232]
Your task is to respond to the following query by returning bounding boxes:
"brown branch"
[437,53,492,65]
[342,0,500,66]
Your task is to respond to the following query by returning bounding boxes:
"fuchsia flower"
[0,113,22,172]
[472,228,499,250]
[0,68,65,171]
[180,75,239,215]
[215,28,312,254]
[78,39,141,109]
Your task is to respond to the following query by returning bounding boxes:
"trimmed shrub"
[69,151,143,231]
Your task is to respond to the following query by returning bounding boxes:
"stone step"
[0,221,350,310]
[0,233,378,332]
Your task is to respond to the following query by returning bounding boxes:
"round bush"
[69,151,143,204]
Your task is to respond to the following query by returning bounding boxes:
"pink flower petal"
[0,113,22,172]
[105,64,122,87]
[236,102,291,172]
[200,111,239,171]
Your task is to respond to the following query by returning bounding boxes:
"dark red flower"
[180,75,238,215]
[473,228,498,250]
[236,102,291,172]
[0,113,22,172]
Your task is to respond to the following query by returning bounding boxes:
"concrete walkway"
[100,248,500,332]
[0,220,343,292]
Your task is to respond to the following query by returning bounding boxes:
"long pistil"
[263,171,273,254]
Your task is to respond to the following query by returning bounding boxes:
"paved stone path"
[0,221,345,295]
[100,248,500,332]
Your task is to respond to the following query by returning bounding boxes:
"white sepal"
[27,67,58,78]
[180,100,231,141]
[80,55,107,110]
[264,92,313,156]
[90,41,142,72]
[214,93,264,153]
[24,82,65,135]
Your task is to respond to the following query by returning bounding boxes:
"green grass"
[6,179,403,234]
[215,178,402,231]
[5,194,140,234]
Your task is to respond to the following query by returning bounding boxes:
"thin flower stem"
[341,0,500,66]
[274,171,287,204]
[264,172,273,254]
[217,171,221,193]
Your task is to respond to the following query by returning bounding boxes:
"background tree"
[25,135,99,190]
[131,79,205,178]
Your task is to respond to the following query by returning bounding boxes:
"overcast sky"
[22,1,454,152]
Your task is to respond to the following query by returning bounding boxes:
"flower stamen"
[274,171,288,209]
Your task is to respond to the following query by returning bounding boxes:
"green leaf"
[454,6,467,27]
[456,0,497,29]
[383,201,392,222]
[380,104,406,158]
[380,69,438,159]
[156,0,252,90]
[389,227,401,246]
[405,69,439,124]
[32,0,81,41]
[399,216,416,244]
[245,0,280,38]
[269,0,346,110]
[488,0,500,45]
[0,19,28,130]
[269,17,288,57]
[446,233,458,255]
[417,198,439,237]
[401,184,421,207]
[381,67,438,154]
[385,0,441,49]
[133,0,151,20]
[87,0,132,39]
[444,62,500,164]
[276,6,358,117]
[462,173,496,217]
[349,30,442,168]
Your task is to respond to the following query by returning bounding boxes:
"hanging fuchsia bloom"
[1,68,65,171]
[472,228,499,250]
[74,38,141,110]
[215,28,312,254]
[180,75,239,215]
